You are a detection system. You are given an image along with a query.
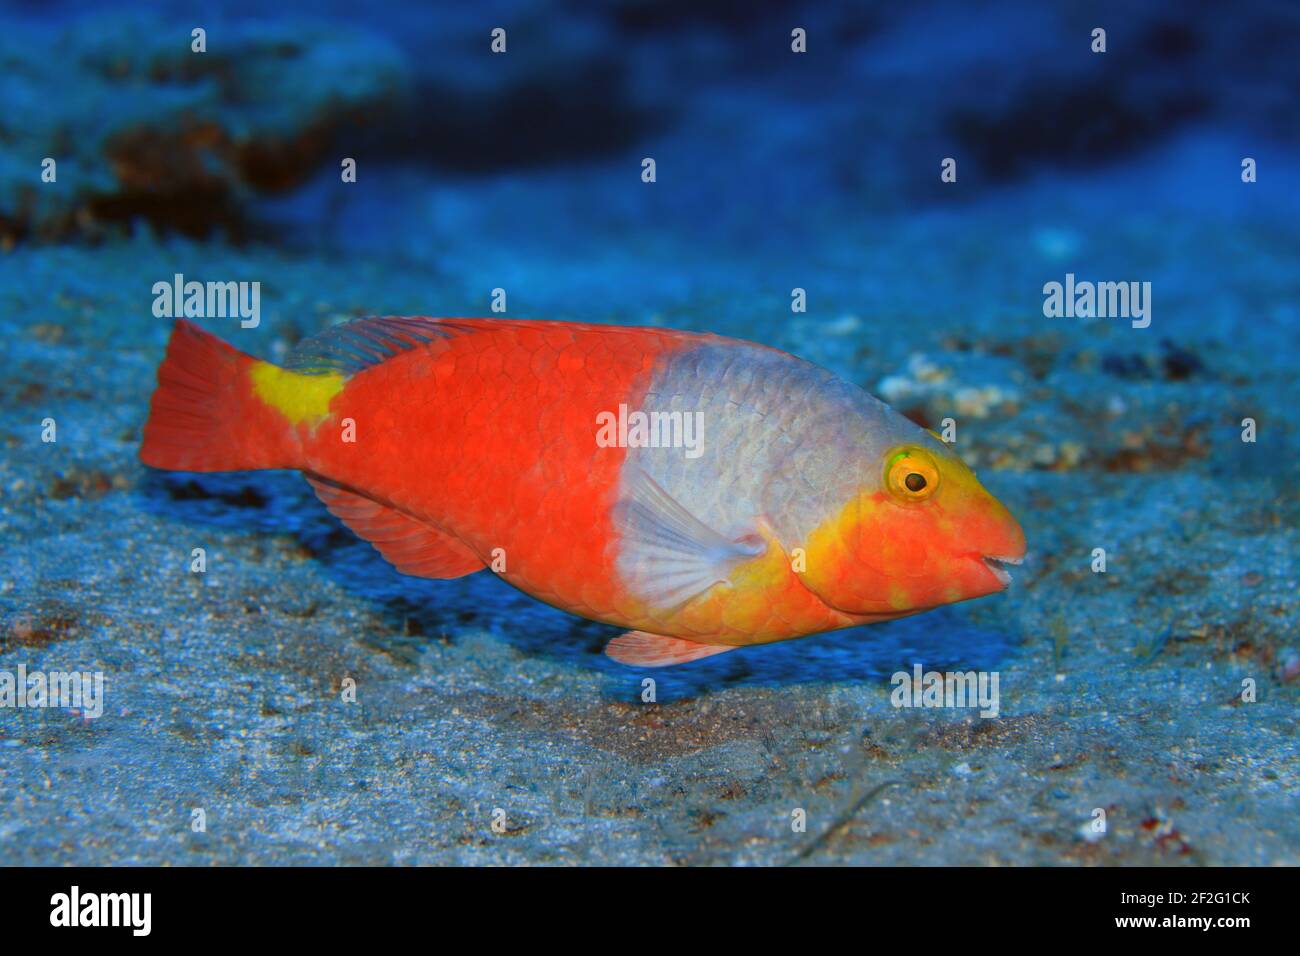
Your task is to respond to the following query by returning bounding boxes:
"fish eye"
[885,448,939,501]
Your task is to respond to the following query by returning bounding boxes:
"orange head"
[798,437,1026,618]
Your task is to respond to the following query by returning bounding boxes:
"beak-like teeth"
[981,554,1023,586]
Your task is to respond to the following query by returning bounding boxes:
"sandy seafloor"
[1,4,1299,865]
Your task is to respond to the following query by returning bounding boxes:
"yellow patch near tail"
[248,361,345,426]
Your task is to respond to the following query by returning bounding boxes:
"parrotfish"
[141,318,1025,666]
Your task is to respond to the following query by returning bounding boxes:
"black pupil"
[905,472,927,492]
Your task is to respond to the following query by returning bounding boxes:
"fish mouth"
[981,553,1024,587]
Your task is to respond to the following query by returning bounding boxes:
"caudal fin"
[140,320,300,472]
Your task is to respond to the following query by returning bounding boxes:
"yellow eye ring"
[885,448,940,501]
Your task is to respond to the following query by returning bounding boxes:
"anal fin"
[307,477,484,579]
[605,630,738,667]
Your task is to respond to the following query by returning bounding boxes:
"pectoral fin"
[612,467,766,608]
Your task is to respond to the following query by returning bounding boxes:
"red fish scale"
[300,320,694,628]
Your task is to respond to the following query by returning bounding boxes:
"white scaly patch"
[614,341,924,609]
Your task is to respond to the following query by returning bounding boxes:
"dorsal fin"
[306,476,485,579]
[284,316,469,375]
[283,316,715,376]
